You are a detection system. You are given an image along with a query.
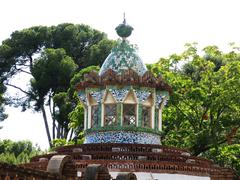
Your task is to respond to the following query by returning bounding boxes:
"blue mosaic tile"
[84,131,161,144]
[134,90,151,102]
[90,90,104,103]
[163,99,168,106]
[78,91,87,106]
[109,89,129,102]
[155,94,163,107]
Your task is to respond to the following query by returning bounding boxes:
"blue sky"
[1,0,240,150]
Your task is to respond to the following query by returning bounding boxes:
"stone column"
[101,103,104,127]
[84,107,87,130]
[87,106,91,129]
[158,103,164,131]
[117,103,123,126]
[137,104,142,127]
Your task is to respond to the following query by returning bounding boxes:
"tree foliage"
[68,65,100,137]
[203,144,240,174]
[148,43,240,173]
[0,85,7,125]
[0,139,42,164]
[0,48,8,123]
[0,23,115,147]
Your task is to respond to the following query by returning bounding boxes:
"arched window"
[142,106,151,128]
[123,90,137,126]
[104,104,117,125]
[103,91,117,126]
[89,94,100,128]
[141,94,153,128]
[123,104,136,126]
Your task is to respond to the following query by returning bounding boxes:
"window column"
[137,104,142,127]
[117,103,123,126]
[84,107,88,130]
[158,104,164,131]
[87,106,91,129]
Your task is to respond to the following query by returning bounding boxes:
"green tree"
[148,43,240,157]
[0,24,115,147]
[0,139,42,164]
[28,48,77,146]
[0,43,9,125]
[68,66,100,138]
[0,85,7,126]
[203,144,240,174]
[46,68,98,149]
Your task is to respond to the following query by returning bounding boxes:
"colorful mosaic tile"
[155,94,163,107]
[78,91,87,106]
[99,41,147,76]
[163,99,168,106]
[109,89,129,102]
[85,131,161,144]
[134,90,151,102]
[90,90,104,103]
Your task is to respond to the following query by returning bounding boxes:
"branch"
[15,63,31,67]
[28,55,33,71]
[5,83,31,96]
[193,137,228,156]
[173,104,197,130]
[16,68,31,75]
[194,126,240,156]
[226,126,240,144]
[216,105,226,121]
[181,98,201,119]
[199,106,209,129]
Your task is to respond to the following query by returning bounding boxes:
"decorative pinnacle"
[115,13,134,39]
[123,12,126,24]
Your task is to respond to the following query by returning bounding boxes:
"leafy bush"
[0,139,42,165]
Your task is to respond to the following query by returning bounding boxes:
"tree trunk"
[57,124,61,139]
[52,118,56,140]
[41,105,52,147]
[60,127,64,138]
[49,96,56,140]
[69,129,73,141]
[64,128,68,139]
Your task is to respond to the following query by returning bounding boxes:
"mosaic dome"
[99,41,147,76]
[99,18,147,76]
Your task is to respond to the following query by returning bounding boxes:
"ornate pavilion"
[77,19,170,146]
[0,19,239,180]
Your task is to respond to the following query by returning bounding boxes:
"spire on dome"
[115,13,134,39]
[99,16,147,76]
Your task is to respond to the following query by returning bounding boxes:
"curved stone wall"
[84,131,161,144]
